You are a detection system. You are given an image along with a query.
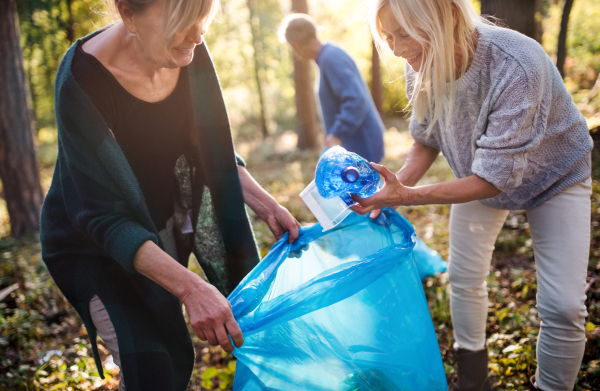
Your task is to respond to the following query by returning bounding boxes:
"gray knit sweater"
[407,23,592,210]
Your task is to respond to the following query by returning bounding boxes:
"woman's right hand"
[179,276,243,353]
[133,241,244,353]
[364,142,441,218]
[367,206,398,219]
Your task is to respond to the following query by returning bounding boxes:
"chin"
[170,51,194,68]
[407,60,423,72]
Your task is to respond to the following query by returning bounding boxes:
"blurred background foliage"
[2,0,600,390]
[16,0,600,142]
[14,0,420,143]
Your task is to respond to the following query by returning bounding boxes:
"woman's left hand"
[350,162,411,216]
[264,205,301,243]
[237,165,301,243]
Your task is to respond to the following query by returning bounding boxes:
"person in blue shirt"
[279,14,385,163]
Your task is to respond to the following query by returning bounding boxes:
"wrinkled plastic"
[413,237,448,281]
[228,208,448,391]
[315,146,383,204]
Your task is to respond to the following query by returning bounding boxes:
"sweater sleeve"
[321,55,370,138]
[408,113,440,150]
[471,61,544,191]
[57,87,159,274]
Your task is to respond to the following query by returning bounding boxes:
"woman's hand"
[352,168,502,216]
[359,141,440,219]
[180,276,243,353]
[238,166,300,243]
[133,241,244,353]
[350,162,412,216]
[263,204,301,243]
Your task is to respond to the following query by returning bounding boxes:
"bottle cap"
[341,167,359,183]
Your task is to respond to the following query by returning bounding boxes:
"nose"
[187,22,205,45]
[392,40,407,58]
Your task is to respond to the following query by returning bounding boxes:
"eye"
[400,33,409,39]
[385,35,393,42]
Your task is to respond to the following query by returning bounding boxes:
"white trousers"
[448,177,592,391]
[89,218,178,391]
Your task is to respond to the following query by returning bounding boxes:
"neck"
[117,23,169,80]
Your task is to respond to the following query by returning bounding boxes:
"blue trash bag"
[228,208,448,391]
[413,237,448,281]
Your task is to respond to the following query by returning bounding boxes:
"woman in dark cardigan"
[40,0,300,389]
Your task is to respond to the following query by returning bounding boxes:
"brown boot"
[449,347,492,391]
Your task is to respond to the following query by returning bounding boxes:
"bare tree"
[247,0,269,138]
[0,0,44,237]
[481,0,542,43]
[291,0,319,150]
[556,0,575,78]
[371,39,384,117]
[65,0,75,44]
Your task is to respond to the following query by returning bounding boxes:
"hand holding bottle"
[350,162,411,217]
[315,146,383,202]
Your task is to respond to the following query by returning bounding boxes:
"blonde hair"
[369,0,483,134]
[278,13,320,45]
[111,0,220,64]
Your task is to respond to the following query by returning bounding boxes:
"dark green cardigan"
[40,30,260,391]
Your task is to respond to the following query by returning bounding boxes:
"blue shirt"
[315,42,385,163]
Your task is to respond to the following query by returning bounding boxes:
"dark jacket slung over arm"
[40,30,260,391]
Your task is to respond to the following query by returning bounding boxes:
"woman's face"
[124,0,210,68]
[169,20,209,67]
[379,5,425,72]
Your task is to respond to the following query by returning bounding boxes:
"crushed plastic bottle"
[315,146,383,205]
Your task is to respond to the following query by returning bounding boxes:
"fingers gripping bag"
[227,208,448,391]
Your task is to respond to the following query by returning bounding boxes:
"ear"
[290,41,307,58]
[117,0,136,33]
[451,2,459,27]
[289,41,301,53]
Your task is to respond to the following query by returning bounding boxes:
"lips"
[406,53,421,61]
[175,47,194,53]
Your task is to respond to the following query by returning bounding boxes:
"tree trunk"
[371,39,384,117]
[556,0,574,78]
[480,0,541,43]
[26,58,38,134]
[0,0,44,237]
[291,0,319,150]
[247,0,269,138]
[65,0,75,44]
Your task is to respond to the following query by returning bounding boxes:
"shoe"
[449,347,492,391]
[530,375,543,391]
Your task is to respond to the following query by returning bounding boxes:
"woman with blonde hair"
[353,0,593,390]
[40,0,300,389]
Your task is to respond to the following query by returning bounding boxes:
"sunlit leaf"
[202,366,219,380]
[586,321,596,332]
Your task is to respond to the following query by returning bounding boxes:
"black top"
[41,32,260,389]
[72,42,199,230]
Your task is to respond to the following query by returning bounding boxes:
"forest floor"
[0,119,599,390]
